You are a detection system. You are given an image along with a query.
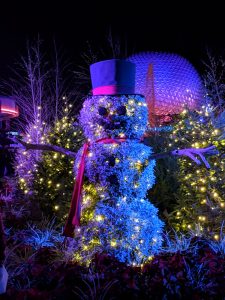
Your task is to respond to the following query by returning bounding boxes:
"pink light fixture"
[0,96,19,120]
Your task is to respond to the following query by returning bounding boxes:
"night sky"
[1,1,225,77]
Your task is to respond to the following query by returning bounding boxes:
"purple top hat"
[90,59,135,95]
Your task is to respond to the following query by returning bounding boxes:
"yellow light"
[110,240,117,247]
[128,99,134,105]
[195,142,199,148]
[187,224,191,229]
[213,192,218,197]
[115,158,120,163]
[54,205,59,210]
[119,133,125,138]
[96,215,104,221]
[220,203,225,207]
[56,183,60,188]
[88,152,93,157]
[214,234,219,240]
[200,187,206,192]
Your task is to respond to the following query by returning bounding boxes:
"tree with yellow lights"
[168,107,225,239]
[32,116,83,220]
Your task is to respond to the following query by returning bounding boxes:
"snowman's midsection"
[81,141,156,199]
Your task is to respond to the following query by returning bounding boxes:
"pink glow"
[92,85,133,95]
[0,107,19,116]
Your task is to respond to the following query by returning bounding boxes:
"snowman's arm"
[11,137,77,158]
[149,145,218,169]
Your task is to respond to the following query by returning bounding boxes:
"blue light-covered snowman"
[62,60,163,264]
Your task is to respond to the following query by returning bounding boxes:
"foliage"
[144,129,180,223]
[16,219,64,250]
[203,52,225,111]
[168,107,225,238]
[9,38,80,192]
[3,237,225,299]
[33,117,83,220]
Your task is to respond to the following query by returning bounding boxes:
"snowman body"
[74,94,164,264]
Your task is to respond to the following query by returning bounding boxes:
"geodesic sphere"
[128,52,204,116]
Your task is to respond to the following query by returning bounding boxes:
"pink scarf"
[63,137,126,237]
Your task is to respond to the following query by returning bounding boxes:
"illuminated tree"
[33,116,83,220]
[5,38,79,192]
[203,52,225,111]
[168,107,225,239]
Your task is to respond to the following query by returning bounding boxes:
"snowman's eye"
[98,106,108,116]
[116,105,127,116]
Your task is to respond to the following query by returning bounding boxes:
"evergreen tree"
[144,129,180,223]
[168,108,225,239]
[33,116,83,220]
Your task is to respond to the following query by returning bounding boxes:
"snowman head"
[79,59,148,141]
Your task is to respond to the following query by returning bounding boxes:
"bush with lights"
[168,107,225,239]
[33,116,83,220]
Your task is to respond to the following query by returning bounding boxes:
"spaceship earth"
[128,52,204,118]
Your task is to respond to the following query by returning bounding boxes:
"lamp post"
[0,96,19,294]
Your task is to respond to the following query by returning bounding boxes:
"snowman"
[16,59,216,265]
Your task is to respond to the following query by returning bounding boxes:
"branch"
[11,137,77,158]
[149,145,218,169]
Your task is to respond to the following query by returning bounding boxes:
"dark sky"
[0,1,225,76]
